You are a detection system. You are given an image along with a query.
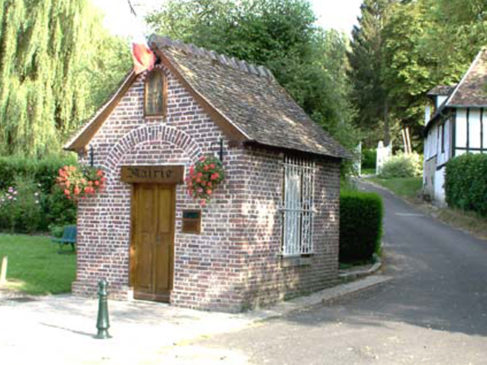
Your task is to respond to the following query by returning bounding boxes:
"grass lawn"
[369,176,422,199]
[361,168,376,176]
[0,234,76,295]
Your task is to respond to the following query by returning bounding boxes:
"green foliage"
[0,0,131,158]
[348,0,396,146]
[0,234,76,294]
[0,155,76,192]
[147,0,358,151]
[362,148,377,169]
[445,154,487,216]
[0,177,43,233]
[0,156,77,232]
[380,152,422,178]
[340,191,383,262]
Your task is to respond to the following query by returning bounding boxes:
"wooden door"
[131,184,175,302]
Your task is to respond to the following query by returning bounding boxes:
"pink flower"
[200,199,206,206]
[199,156,206,162]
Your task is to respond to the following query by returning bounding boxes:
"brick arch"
[105,124,202,174]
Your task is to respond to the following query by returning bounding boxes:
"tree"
[147,0,358,149]
[348,0,396,147]
[0,0,131,157]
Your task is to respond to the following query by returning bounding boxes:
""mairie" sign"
[120,165,184,184]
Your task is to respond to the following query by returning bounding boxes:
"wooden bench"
[51,225,77,253]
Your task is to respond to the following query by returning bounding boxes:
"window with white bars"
[282,156,315,256]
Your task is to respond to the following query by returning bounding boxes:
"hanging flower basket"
[56,165,106,202]
[185,155,225,206]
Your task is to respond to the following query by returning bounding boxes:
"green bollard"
[95,279,111,339]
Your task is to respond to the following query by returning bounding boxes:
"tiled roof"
[424,48,487,133]
[447,48,487,107]
[149,35,349,159]
[427,85,456,96]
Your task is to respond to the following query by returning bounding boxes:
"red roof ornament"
[132,43,156,74]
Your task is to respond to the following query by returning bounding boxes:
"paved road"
[185,181,487,364]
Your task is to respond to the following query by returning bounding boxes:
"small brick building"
[65,35,348,312]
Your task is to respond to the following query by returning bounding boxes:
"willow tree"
[0,0,131,157]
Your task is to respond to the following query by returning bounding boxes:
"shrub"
[0,176,43,232]
[362,148,377,169]
[0,155,78,232]
[340,191,383,262]
[45,188,77,230]
[445,154,487,216]
[0,155,77,191]
[380,152,422,178]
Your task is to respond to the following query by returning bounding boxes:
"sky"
[92,0,363,38]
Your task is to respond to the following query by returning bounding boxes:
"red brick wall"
[72,64,340,312]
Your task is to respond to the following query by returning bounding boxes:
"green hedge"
[340,191,383,262]
[0,155,76,192]
[0,156,78,232]
[445,154,487,216]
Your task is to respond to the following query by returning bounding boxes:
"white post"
[0,256,7,285]
[376,141,392,175]
[354,142,362,176]
[376,141,384,175]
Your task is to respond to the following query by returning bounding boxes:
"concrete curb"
[338,255,382,280]
[246,274,393,322]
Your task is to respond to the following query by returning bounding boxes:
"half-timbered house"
[423,48,487,204]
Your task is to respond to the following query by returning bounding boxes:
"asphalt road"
[189,180,487,364]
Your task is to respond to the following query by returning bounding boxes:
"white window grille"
[282,156,315,256]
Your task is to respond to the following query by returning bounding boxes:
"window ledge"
[280,255,313,267]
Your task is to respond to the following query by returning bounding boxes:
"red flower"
[64,189,70,196]
[199,156,206,162]
[207,189,212,195]
[209,164,215,169]
[204,165,209,171]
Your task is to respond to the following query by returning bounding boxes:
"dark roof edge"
[64,70,137,151]
[244,140,349,161]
